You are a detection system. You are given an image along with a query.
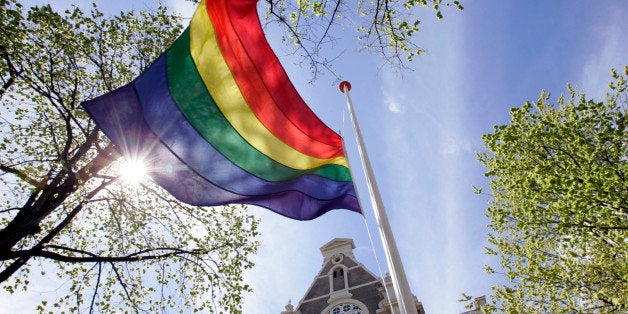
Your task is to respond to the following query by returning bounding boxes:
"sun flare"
[120,159,147,185]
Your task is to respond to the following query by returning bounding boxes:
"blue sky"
[5,1,627,313]
[239,1,627,313]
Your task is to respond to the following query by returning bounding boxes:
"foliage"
[477,68,628,312]
[0,1,259,312]
[267,0,463,78]
[186,0,463,79]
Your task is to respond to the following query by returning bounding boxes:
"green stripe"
[165,28,351,182]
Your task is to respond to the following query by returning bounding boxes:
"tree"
[187,0,464,80]
[477,68,627,312]
[0,1,259,312]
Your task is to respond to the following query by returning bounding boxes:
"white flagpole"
[339,81,417,314]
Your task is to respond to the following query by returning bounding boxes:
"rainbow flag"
[82,0,360,220]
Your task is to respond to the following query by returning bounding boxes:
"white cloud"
[580,7,627,99]
[386,96,404,113]
[165,0,197,19]
[440,135,472,157]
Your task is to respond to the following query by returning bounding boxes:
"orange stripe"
[206,0,344,159]
[225,0,343,147]
[189,0,349,169]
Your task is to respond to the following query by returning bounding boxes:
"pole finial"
[339,81,352,93]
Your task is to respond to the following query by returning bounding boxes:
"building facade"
[281,238,425,314]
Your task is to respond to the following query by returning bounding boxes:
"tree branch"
[0,177,114,282]
[109,262,137,310]
[6,246,206,263]
[0,163,42,187]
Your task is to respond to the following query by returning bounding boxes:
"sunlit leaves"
[258,0,463,78]
[477,67,628,312]
[354,0,463,64]
[0,2,259,312]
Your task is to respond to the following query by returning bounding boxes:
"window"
[331,266,346,291]
[328,303,363,314]
[332,269,344,278]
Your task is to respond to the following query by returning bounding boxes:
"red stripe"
[206,0,344,159]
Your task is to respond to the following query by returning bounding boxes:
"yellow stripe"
[188,1,348,169]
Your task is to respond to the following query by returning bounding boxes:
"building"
[280,238,425,314]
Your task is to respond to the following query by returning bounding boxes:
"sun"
[120,159,147,185]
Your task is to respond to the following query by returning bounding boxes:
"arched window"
[330,266,346,291]
[328,302,363,314]
[332,268,344,278]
